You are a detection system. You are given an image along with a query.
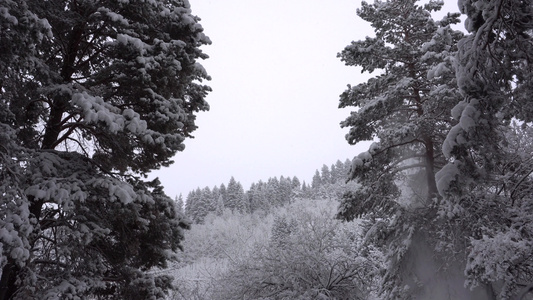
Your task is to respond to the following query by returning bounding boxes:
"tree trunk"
[424,136,439,200]
[0,260,19,300]
[1,23,84,298]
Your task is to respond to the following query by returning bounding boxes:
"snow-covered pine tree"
[0,0,209,298]
[333,159,347,182]
[185,187,215,224]
[320,164,332,185]
[219,183,227,206]
[278,176,293,205]
[335,0,485,298]
[199,186,215,221]
[251,180,271,212]
[215,194,225,216]
[269,215,298,249]
[337,0,463,219]
[246,183,257,212]
[311,169,322,189]
[343,158,352,176]
[436,0,533,297]
[175,194,185,214]
[330,163,338,183]
[301,181,310,198]
[291,176,302,199]
[291,176,301,191]
[211,185,224,215]
[225,177,246,213]
[265,176,280,205]
[184,189,198,221]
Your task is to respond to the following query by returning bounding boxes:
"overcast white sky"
[150,0,463,199]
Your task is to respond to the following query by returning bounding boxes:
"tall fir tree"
[278,176,293,205]
[291,176,302,199]
[338,0,463,219]
[211,185,223,215]
[265,177,281,205]
[0,0,209,298]
[291,176,301,190]
[311,170,322,189]
[301,181,309,195]
[252,180,270,212]
[320,164,332,185]
[185,188,202,223]
[175,194,185,215]
[333,159,347,182]
[199,186,214,221]
[225,177,246,213]
[334,1,487,298]
[219,183,227,206]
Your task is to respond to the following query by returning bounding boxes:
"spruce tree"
[291,176,301,191]
[334,159,347,182]
[330,164,337,183]
[0,0,209,298]
[279,176,293,205]
[211,185,223,215]
[251,180,270,212]
[265,177,281,206]
[336,1,471,298]
[291,176,302,200]
[198,186,213,221]
[226,177,246,213]
[219,183,227,206]
[320,164,332,185]
[343,159,352,177]
[185,188,202,223]
[215,195,225,216]
[311,170,322,189]
[175,194,185,215]
[337,0,463,220]
[301,181,309,195]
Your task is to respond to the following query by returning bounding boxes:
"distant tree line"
[182,159,354,223]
